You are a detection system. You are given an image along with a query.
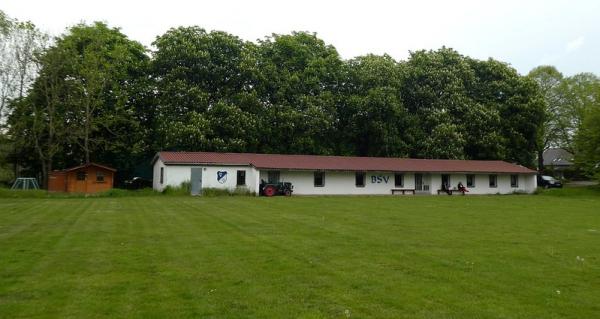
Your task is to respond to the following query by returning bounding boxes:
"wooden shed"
[48,163,116,193]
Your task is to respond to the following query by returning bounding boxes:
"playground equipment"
[11,178,40,190]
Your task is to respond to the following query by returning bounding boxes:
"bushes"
[161,182,255,197]
[0,188,49,198]
[0,182,256,198]
[201,187,254,197]
[161,181,191,196]
[0,187,160,198]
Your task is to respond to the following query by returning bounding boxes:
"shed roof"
[154,152,536,174]
[56,163,117,173]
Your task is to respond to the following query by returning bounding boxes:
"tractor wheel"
[284,189,292,196]
[264,185,276,197]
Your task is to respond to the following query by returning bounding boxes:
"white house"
[152,151,537,195]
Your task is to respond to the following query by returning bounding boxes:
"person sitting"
[457,181,469,193]
[441,182,451,195]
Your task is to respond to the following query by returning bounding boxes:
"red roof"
[154,152,536,174]
[56,163,117,172]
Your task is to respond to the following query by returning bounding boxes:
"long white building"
[152,152,537,195]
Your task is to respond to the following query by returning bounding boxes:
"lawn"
[0,191,599,318]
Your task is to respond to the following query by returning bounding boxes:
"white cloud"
[566,36,585,53]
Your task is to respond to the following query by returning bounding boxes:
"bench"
[437,189,467,195]
[391,188,415,195]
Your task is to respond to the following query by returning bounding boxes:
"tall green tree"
[0,10,48,183]
[8,22,149,185]
[400,48,475,160]
[339,54,408,156]
[0,10,48,123]
[51,22,149,164]
[571,75,600,180]
[528,66,568,169]
[574,105,600,180]
[529,67,600,170]
[255,32,343,154]
[559,73,600,150]
[470,59,544,167]
[7,45,70,187]
[400,48,543,166]
[151,27,260,152]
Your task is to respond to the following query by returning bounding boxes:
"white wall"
[259,170,536,195]
[152,159,166,191]
[152,162,537,195]
[430,173,536,194]
[260,170,414,195]
[152,162,259,194]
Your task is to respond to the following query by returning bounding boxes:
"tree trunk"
[44,159,52,190]
[84,122,90,163]
[537,149,544,173]
[40,161,47,190]
[84,99,91,163]
[13,142,18,180]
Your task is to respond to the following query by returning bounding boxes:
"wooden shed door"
[74,170,87,193]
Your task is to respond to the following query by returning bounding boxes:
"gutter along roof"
[154,152,536,174]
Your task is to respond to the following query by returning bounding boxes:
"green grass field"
[1,190,599,318]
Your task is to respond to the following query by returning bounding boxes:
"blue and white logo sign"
[217,171,228,184]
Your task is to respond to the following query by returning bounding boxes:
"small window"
[314,171,325,187]
[355,172,366,187]
[511,174,518,188]
[96,171,105,182]
[394,173,404,187]
[489,174,497,188]
[441,174,450,189]
[267,171,280,183]
[76,171,86,181]
[466,174,475,188]
[160,167,164,184]
[237,170,246,186]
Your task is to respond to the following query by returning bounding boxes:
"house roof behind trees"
[154,152,536,174]
[543,148,574,167]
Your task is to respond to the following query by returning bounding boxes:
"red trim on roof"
[154,152,536,174]
[59,163,117,172]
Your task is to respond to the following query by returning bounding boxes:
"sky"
[2,0,599,76]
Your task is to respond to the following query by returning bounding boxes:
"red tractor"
[260,180,293,197]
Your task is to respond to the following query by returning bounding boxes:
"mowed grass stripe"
[0,199,64,241]
[0,194,598,318]
[223,196,599,317]
[200,198,397,317]
[0,199,91,318]
[271,197,498,316]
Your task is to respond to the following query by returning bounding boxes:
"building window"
[76,171,86,181]
[511,174,519,188]
[160,167,164,184]
[237,170,246,186]
[314,171,325,187]
[394,173,404,187]
[267,171,280,183]
[466,174,475,188]
[96,171,105,182]
[355,172,365,187]
[441,174,450,189]
[489,174,497,188]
